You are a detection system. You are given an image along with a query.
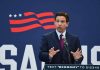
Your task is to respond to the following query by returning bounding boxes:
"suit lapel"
[50,31,71,51]
[51,31,61,50]
[65,32,71,51]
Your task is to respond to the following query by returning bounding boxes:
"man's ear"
[67,22,69,25]
[66,22,69,27]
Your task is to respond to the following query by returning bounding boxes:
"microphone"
[62,36,71,64]
[62,36,69,51]
[63,38,68,47]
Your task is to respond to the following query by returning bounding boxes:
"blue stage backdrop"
[0,0,100,70]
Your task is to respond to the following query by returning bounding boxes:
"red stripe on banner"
[36,12,54,18]
[9,18,37,24]
[24,12,35,16]
[43,25,55,29]
[39,18,54,24]
[11,23,41,32]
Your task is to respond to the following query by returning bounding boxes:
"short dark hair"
[54,12,69,22]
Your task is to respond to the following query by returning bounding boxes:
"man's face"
[54,16,69,33]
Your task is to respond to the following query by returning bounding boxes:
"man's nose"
[58,22,62,25]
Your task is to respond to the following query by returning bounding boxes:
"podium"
[44,64,100,70]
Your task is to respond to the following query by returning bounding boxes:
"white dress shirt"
[56,29,66,40]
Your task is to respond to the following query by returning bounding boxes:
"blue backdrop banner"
[0,0,100,70]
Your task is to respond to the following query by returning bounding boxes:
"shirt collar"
[56,29,66,39]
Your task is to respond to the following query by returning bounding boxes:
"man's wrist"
[49,56,53,62]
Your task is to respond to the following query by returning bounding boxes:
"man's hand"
[71,48,82,60]
[49,47,60,58]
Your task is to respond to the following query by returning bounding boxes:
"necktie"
[60,34,64,50]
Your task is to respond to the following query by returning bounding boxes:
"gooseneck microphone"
[63,37,71,64]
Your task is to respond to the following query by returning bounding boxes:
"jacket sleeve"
[39,35,50,63]
[74,37,84,64]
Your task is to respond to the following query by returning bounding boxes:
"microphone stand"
[64,38,71,64]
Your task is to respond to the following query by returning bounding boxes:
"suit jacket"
[39,31,83,64]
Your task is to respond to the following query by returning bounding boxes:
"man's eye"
[56,20,59,22]
[61,21,65,23]
[56,20,66,23]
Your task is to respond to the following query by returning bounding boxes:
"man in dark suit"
[39,12,83,64]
